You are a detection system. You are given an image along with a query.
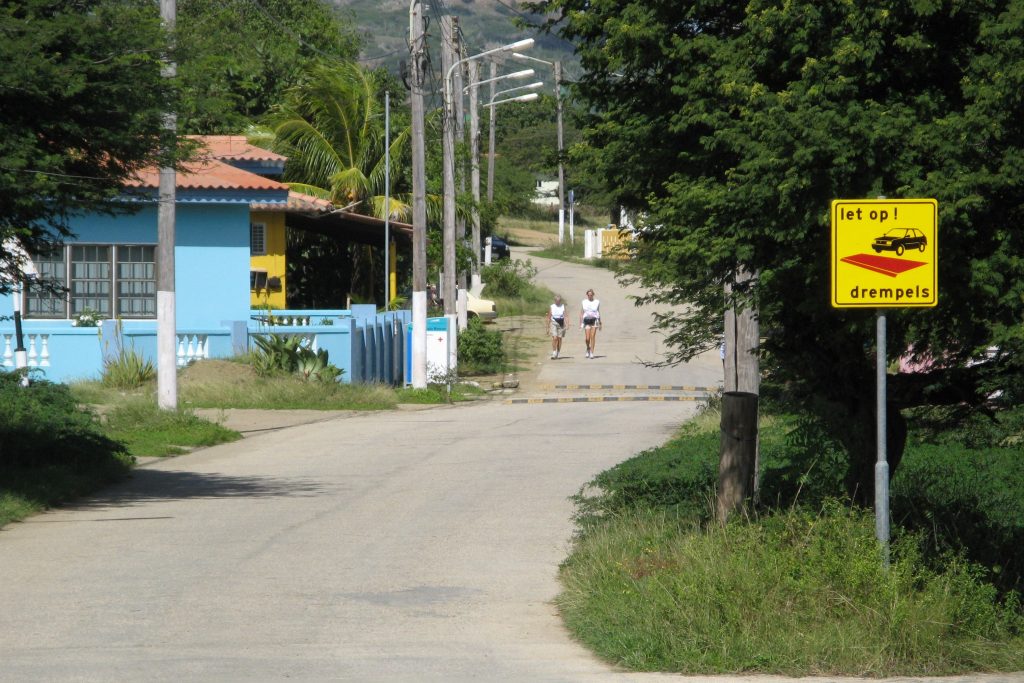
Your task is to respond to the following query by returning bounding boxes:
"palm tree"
[252,60,412,220]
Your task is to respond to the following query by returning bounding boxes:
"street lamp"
[512,52,566,243]
[467,69,535,93]
[441,39,534,314]
[462,74,542,282]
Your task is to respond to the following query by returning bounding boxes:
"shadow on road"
[63,468,335,508]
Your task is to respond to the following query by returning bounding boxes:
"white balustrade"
[2,334,11,367]
[176,333,210,366]
[39,335,50,367]
[27,335,38,367]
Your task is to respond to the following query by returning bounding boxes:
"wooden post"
[717,391,759,523]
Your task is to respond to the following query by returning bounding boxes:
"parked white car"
[467,291,497,321]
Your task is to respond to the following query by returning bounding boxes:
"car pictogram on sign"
[872,227,927,256]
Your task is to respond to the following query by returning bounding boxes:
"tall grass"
[179,374,400,411]
[101,400,240,457]
[559,504,1024,676]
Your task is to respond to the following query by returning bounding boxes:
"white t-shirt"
[581,298,600,321]
[549,303,566,320]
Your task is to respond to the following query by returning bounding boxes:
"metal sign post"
[831,198,938,566]
[875,312,889,565]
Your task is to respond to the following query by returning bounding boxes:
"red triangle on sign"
[840,253,927,278]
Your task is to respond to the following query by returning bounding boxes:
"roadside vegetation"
[481,258,553,317]
[559,402,1024,676]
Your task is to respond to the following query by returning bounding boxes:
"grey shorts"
[549,318,566,338]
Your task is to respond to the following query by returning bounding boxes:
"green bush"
[457,317,504,373]
[759,413,849,508]
[0,371,129,472]
[480,258,537,298]
[892,442,1024,595]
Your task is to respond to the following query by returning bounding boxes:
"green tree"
[176,0,359,134]
[0,0,173,288]
[528,0,1024,501]
[257,60,412,220]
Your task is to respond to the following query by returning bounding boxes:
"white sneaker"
[586,350,592,359]
[551,351,557,359]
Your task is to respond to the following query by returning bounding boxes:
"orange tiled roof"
[126,157,288,192]
[190,135,287,164]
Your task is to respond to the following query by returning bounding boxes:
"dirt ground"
[503,225,559,247]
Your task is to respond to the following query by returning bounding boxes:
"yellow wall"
[601,227,632,259]
[249,211,287,309]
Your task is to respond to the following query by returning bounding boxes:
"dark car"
[484,235,510,261]
[872,227,927,256]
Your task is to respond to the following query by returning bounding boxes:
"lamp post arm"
[445,38,534,108]
[490,82,544,104]
[511,52,554,67]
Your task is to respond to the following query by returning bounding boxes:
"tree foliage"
[175,0,360,134]
[529,0,1024,499]
[0,0,174,290]
[256,61,412,220]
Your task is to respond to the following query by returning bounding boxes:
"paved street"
[0,251,1020,682]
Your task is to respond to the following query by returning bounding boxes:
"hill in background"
[331,0,579,82]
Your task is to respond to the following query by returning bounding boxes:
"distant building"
[531,179,560,208]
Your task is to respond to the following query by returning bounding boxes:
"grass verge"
[101,399,240,457]
[559,504,1024,676]
[560,406,1024,676]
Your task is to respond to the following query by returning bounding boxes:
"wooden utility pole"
[720,266,761,519]
[409,0,428,388]
[723,267,760,393]
[157,0,178,410]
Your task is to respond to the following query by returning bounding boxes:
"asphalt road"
[0,251,1019,682]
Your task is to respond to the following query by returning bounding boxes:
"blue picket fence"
[1,305,412,386]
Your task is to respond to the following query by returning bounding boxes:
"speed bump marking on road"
[505,395,704,405]
[552,384,713,391]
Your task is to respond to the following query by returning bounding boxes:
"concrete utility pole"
[441,17,458,314]
[452,17,467,257]
[383,90,390,305]
[409,0,428,388]
[486,61,497,204]
[468,61,482,279]
[554,60,565,243]
[157,0,178,410]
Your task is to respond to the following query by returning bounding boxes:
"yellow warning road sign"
[831,199,938,308]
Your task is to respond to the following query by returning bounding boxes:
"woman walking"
[579,289,601,359]
[546,294,567,359]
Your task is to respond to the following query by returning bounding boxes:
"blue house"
[0,138,410,385]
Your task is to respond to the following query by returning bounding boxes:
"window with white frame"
[250,222,266,256]
[25,244,157,320]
